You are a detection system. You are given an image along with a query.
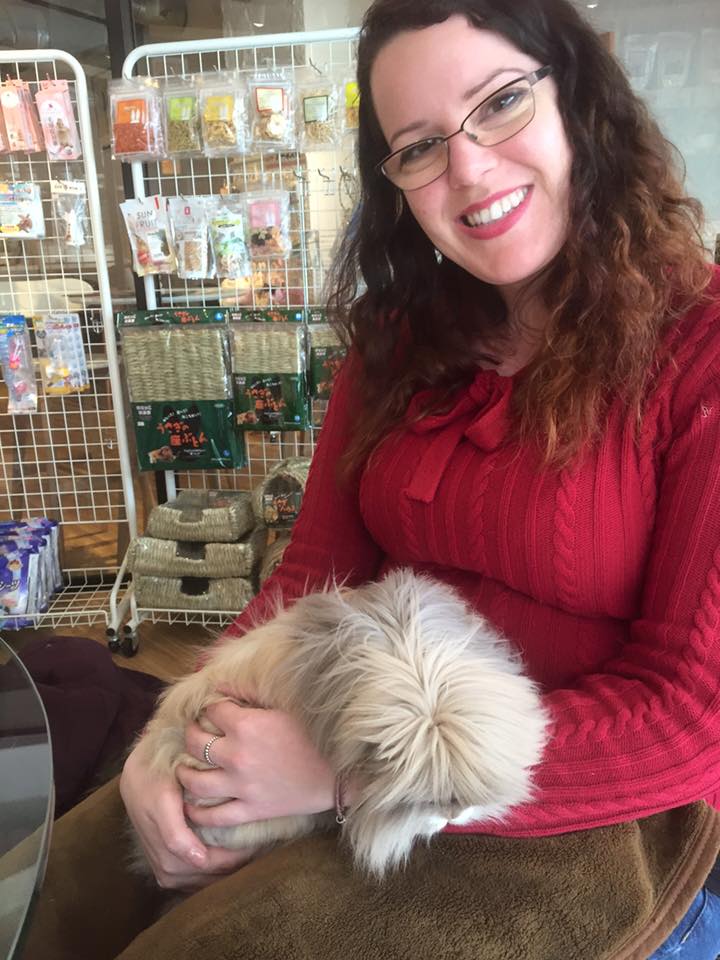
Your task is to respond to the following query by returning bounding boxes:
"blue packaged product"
[0,550,38,628]
[0,536,49,611]
[0,518,62,590]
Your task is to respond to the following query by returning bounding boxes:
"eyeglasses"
[377,66,553,191]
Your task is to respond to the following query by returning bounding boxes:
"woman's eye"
[482,86,527,117]
[398,139,438,168]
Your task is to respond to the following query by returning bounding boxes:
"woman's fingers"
[184,798,252,827]
[176,763,236,799]
[185,723,230,769]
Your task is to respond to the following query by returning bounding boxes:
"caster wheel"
[107,629,121,653]
[121,631,139,657]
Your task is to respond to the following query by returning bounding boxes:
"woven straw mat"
[123,326,230,402]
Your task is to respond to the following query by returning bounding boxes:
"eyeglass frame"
[376,65,554,191]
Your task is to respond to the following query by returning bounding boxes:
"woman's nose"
[445,132,499,189]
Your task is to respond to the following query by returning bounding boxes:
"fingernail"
[188,848,206,864]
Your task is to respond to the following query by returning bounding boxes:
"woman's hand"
[120,740,255,890]
[178,700,336,829]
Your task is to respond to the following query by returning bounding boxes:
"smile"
[461,187,530,227]
[457,186,533,240]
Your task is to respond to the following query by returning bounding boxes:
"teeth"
[463,187,529,227]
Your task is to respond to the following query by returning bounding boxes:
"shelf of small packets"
[0,68,130,635]
[0,74,89,246]
[0,516,114,632]
[0,75,94,410]
[112,68,359,302]
[117,305,345,475]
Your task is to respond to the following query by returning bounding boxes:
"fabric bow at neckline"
[404,370,513,504]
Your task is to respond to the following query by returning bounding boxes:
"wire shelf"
[135,606,238,629]
[0,51,137,631]
[112,30,358,637]
[122,29,358,497]
[1,567,127,630]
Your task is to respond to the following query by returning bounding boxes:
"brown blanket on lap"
[20,777,720,960]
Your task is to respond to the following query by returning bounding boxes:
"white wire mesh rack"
[114,29,359,638]
[0,49,137,637]
[22,569,124,629]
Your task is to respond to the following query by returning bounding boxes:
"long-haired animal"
[134,569,549,875]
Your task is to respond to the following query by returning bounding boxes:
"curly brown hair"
[327,0,710,471]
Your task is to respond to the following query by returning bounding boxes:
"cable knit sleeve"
[472,299,720,837]
[222,359,384,640]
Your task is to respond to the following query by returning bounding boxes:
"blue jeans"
[648,886,720,958]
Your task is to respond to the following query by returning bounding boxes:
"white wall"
[303,0,367,30]
[580,0,720,245]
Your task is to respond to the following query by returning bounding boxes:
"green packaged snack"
[231,321,309,431]
[118,308,246,471]
[164,78,202,157]
[307,323,346,398]
[131,399,246,471]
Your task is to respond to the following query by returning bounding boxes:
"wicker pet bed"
[146,490,254,542]
[134,575,254,612]
[128,529,264,579]
[258,533,291,585]
[251,457,311,527]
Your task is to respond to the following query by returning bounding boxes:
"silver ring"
[203,735,222,768]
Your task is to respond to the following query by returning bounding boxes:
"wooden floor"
[6,618,214,681]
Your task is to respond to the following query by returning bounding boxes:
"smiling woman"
[22,1,720,959]
[371,29,571,289]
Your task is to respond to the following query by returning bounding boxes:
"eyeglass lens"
[383,77,536,190]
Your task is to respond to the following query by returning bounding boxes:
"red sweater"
[227,268,720,838]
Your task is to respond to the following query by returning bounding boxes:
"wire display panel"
[124,30,359,496]
[0,50,136,608]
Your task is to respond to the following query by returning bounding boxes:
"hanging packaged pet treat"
[199,75,246,157]
[207,196,250,279]
[0,100,10,154]
[0,182,45,239]
[118,309,246,472]
[34,79,82,161]
[231,321,309,431]
[120,195,177,276]
[308,322,346,398]
[0,79,43,153]
[167,196,211,280]
[246,191,292,259]
[249,74,296,150]
[298,77,340,151]
[109,77,164,161]
[342,80,360,133]
[34,312,90,395]
[163,77,202,158]
[0,315,38,414]
[50,180,88,248]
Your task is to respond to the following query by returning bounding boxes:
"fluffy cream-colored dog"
[134,569,549,875]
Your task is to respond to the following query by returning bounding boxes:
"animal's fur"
[134,569,549,876]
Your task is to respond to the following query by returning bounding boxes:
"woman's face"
[370,15,573,295]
